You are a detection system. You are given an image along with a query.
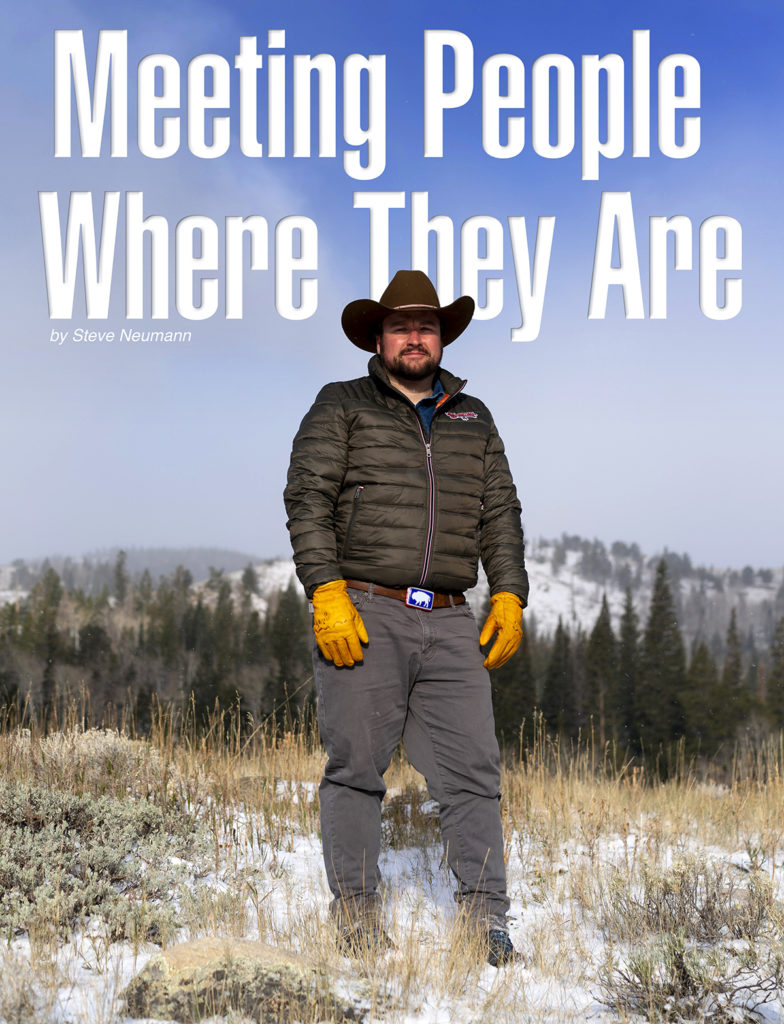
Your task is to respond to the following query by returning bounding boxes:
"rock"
[121,937,366,1022]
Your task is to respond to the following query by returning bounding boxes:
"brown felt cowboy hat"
[341,270,475,352]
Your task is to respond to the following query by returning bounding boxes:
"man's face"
[376,311,443,381]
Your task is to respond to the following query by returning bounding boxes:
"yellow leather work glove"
[479,592,524,670]
[311,580,369,668]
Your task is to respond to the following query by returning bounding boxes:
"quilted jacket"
[284,356,529,604]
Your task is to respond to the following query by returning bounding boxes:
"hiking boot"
[337,917,394,957]
[486,926,518,967]
[331,893,393,958]
[473,912,520,967]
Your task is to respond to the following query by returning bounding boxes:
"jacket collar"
[367,354,466,400]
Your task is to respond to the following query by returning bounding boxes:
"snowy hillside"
[3,536,782,649]
[221,537,783,650]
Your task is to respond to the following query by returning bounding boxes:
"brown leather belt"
[345,579,466,608]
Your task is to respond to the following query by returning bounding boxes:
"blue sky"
[1,0,782,570]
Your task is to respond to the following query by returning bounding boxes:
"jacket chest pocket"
[341,485,365,558]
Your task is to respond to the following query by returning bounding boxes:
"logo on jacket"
[446,411,478,420]
[405,587,435,610]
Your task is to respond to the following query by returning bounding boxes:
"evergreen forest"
[1,551,783,768]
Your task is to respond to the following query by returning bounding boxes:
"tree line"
[1,553,783,762]
[0,553,311,731]
[490,560,784,761]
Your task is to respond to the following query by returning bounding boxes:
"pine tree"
[172,565,194,600]
[241,564,260,597]
[571,628,587,740]
[190,648,224,720]
[721,609,743,689]
[636,560,686,756]
[241,563,260,615]
[265,579,311,720]
[541,618,574,736]
[21,568,63,658]
[113,550,129,603]
[243,610,266,666]
[206,566,225,592]
[617,588,639,747]
[151,581,179,668]
[721,608,750,725]
[585,595,618,747]
[0,606,21,706]
[182,598,209,657]
[767,617,784,729]
[189,584,240,722]
[681,641,722,755]
[490,628,536,749]
[22,568,64,724]
[213,580,237,675]
[135,569,153,613]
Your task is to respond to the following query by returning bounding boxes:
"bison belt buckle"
[405,587,435,611]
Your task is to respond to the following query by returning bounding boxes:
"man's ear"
[375,335,381,355]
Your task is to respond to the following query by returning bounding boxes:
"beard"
[380,344,442,382]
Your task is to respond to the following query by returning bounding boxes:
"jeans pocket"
[347,587,370,611]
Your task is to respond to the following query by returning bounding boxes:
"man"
[284,270,528,966]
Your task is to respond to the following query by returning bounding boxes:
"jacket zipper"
[413,380,466,587]
[415,419,435,586]
[341,485,364,558]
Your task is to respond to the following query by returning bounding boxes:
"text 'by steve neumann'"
[50,327,193,344]
[40,28,741,340]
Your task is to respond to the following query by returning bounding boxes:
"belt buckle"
[405,587,435,611]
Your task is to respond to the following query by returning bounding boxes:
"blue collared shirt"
[415,375,445,435]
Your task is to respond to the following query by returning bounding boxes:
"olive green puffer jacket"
[284,356,528,603]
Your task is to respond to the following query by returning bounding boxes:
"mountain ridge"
[4,536,781,652]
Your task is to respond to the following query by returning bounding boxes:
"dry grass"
[0,700,782,1022]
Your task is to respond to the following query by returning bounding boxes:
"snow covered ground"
[4,783,782,1024]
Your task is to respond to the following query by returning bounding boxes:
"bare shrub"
[598,859,784,1022]
[599,857,777,944]
[600,929,784,1023]
[382,785,441,851]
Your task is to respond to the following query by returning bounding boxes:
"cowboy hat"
[341,270,475,352]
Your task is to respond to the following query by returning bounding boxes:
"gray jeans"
[314,587,509,921]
